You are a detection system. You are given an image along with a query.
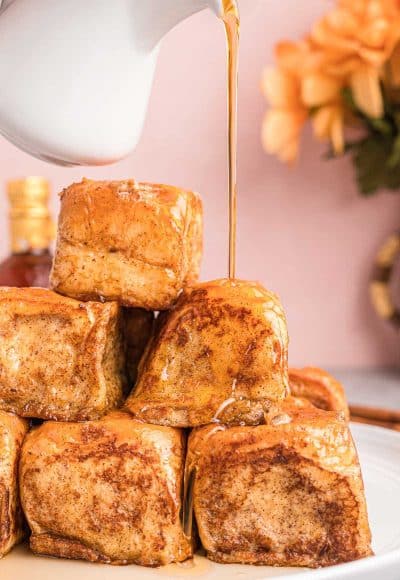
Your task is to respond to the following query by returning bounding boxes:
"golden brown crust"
[0,411,29,558]
[50,179,203,309]
[125,279,289,427]
[187,402,372,568]
[0,287,125,421]
[289,367,350,420]
[30,534,111,564]
[20,412,192,566]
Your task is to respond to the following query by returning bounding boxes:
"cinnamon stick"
[349,404,400,424]
[350,414,400,431]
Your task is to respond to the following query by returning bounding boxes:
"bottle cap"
[7,177,51,218]
[6,177,55,252]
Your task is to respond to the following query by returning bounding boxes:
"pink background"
[0,0,399,368]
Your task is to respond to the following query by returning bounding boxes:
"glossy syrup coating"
[289,366,350,420]
[50,179,203,310]
[20,412,192,566]
[0,410,29,558]
[186,398,372,568]
[0,287,125,421]
[125,278,289,427]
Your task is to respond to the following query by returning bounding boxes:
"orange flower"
[311,0,400,71]
[301,73,346,153]
[261,0,400,163]
[309,0,400,117]
[301,73,343,107]
[261,66,307,163]
[262,42,346,159]
[261,43,309,162]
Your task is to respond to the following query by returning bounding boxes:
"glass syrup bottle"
[0,177,55,288]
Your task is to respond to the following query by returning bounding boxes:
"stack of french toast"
[0,179,372,568]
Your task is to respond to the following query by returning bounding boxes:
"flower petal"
[262,67,300,108]
[279,140,300,163]
[330,109,345,154]
[312,105,345,154]
[312,107,334,140]
[275,41,304,71]
[262,110,306,162]
[302,74,342,106]
[350,65,384,117]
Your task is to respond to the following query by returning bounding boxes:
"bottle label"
[10,216,55,253]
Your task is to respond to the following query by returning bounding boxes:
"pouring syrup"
[222,0,239,279]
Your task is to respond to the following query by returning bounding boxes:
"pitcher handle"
[370,232,400,328]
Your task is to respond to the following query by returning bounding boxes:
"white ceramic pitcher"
[0,0,225,166]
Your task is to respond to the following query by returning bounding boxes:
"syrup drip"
[182,467,196,539]
[222,0,240,279]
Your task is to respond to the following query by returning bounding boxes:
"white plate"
[2,423,400,580]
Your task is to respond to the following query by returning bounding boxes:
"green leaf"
[367,117,393,136]
[383,164,400,190]
[341,87,357,112]
[393,110,400,131]
[324,140,358,160]
[331,86,400,194]
[352,136,400,195]
[388,135,400,168]
[341,86,395,136]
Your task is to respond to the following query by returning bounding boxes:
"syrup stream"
[222,0,240,279]
[179,3,241,552]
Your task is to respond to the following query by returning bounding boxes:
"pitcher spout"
[134,0,223,51]
[0,0,227,166]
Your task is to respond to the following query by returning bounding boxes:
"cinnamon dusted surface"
[289,367,350,420]
[187,399,372,568]
[20,412,192,566]
[50,179,203,310]
[125,278,289,427]
[0,287,125,421]
[0,411,28,558]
